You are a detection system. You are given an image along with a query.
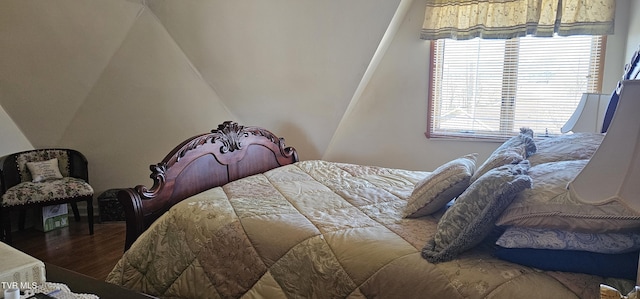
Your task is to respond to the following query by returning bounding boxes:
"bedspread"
[107,160,625,299]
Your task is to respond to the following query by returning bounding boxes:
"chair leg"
[18,209,26,230]
[2,208,12,244]
[70,202,81,222]
[86,199,94,235]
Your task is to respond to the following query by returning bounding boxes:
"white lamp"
[561,93,609,133]
[569,81,640,290]
[568,80,640,215]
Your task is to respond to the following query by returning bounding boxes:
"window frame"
[426,36,606,141]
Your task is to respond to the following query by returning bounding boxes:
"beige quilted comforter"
[107,160,628,299]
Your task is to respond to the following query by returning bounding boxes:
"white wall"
[603,0,632,91]
[323,0,498,171]
[0,0,635,197]
[625,1,640,61]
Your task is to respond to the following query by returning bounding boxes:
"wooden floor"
[8,219,126,281]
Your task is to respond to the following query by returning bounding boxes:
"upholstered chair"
[0,149,94,243]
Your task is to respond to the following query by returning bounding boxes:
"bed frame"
[118,121,298,250]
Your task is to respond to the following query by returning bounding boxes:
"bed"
[107,51,640,298]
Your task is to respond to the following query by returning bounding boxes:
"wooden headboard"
[118,121,298,251]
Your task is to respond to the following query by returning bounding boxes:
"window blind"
[428,35,604,139]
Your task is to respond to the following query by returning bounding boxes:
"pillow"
[496,160,640,233]
[528,132,604,166]
[471,128,536,182]
[403,153,477,218]
[26,158,63,183]
[16,149,71,182]
[421,161,532,263]
[496,226,640,254]
[495,247,639,280]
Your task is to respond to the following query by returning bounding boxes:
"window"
[427,35,604,139]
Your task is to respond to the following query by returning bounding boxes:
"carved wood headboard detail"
[118,121,298,251]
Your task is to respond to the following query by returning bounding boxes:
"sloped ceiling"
[148,0,401,158]
[0,0,403,193]
[0,0,143,146]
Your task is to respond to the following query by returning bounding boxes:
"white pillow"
[403,153,477,218]
[26,158,63,182]
[496,160,640,233]
[528,132,603,166]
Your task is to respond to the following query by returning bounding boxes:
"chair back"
[0,149,89,192]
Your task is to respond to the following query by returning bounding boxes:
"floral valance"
[420,0,616,40]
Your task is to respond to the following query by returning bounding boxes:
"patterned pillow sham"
[496,160,640,233]
[26,158,63,182]
[403,153,477,218]
[496,226,640,254]
[422,161,532,263]
[528,132,604,166]
[471,128,536,182]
